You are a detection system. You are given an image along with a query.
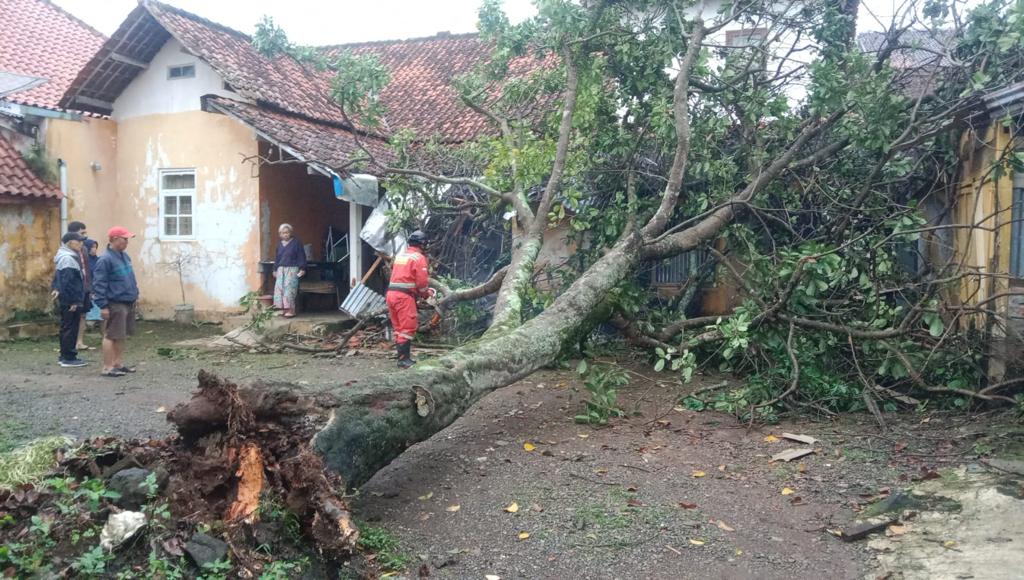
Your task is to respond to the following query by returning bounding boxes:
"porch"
[255,140,384,313]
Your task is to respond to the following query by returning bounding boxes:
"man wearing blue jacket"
[92,226,140,378]
[54,232,88,367]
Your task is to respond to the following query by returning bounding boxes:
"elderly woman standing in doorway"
[273,223,306,318]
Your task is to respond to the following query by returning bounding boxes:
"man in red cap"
[92,226,140,377]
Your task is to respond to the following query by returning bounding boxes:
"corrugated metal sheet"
[652,250,702,285]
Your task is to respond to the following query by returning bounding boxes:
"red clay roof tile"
[0,134,61,200]
[0,0,105,109]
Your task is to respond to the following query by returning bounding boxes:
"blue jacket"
[93,247,139,308]
[54,246,85,308]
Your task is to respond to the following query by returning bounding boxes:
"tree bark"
[311,231,643,488]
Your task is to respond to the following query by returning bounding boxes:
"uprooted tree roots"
[0,371,362,578]
[164,371,357,558]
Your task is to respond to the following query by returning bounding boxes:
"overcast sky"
[53,0,922,44]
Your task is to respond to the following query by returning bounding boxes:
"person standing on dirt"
[92,226,140,378]
[272,223,306,318]
[386,230,434,368]
[54,231,89,368]
[50,221,96,353]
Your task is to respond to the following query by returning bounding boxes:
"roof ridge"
[141,0,251,42]
[38,0,107,41]
[317,31,480,50]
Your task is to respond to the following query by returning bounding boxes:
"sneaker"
[397,358,416,369]
[59,359,88,368]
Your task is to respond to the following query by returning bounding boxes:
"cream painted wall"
[45,40,264,320]
[45,116,119,234]
[112,37,247,121]
[114,110,261,318]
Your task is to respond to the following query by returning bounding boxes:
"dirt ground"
[1,322,1022,579]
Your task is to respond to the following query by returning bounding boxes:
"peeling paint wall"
[0,201,59,321]
[47,110,260,319]
[116,110,260,319]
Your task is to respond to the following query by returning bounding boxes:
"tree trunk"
[311,232,643,488]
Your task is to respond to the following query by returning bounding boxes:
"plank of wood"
[771,448,815,462]
[840,517,900,542]
[782,433,819,445]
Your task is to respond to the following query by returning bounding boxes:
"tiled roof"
[857,30,955,69]
[0,134,61,201]
[0,0,105,109]
[205,97,394,172]
[325,34,540,143]
[145,1,358,130]
[64,1,550,143]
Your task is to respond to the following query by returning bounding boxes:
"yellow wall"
[952,122,1019,320]
[0,201,60,321]
[46,111,260,320]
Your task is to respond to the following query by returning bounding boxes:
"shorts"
[104,302,136,341]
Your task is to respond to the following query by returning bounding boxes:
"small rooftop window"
[168,64,196,80]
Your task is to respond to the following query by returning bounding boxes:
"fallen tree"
[232,0,1024,491]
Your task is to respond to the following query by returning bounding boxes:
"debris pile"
[0,371,368,577]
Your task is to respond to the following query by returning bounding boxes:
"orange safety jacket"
[388,246,429,298]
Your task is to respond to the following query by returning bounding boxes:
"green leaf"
[654,359,665,372]
[577,359,588,375]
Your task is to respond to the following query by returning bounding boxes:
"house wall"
[0,200,60,321]
[118,111,260,319]
[48,111,261,320]
[44,116,118,232]
[112,38,244,121]
[951,121,1020,378]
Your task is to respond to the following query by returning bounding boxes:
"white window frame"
[726,28,768,48]
[159,169,196,241]
[167,63,196,80]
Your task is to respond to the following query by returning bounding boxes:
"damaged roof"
[0,0,105,110]
[204,96,394,171]
[0,135,61,202]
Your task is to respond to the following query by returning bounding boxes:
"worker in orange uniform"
[386,230,434,368]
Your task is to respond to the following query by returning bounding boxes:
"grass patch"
[356,524,409,573]
[0,436,72,489]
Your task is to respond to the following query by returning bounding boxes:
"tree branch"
[641,20,706,239]
[530,48,581,235]
[433,266,510,309]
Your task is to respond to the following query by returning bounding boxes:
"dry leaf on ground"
[764,434,779,443]
[523,442,536,452]
[504,502,520,513]
[716,520,735,532]
[692,470,706,478]
[781,487,796,495]
[518,531,530,540]
[418,492,433,501]
[446,505,460,512]
[689,539,705,546]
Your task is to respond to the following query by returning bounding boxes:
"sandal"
[101,370,126,377]
[116,366,137,373]
[283,313,295,318]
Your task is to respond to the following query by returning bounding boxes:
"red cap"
[107,226,136,239]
